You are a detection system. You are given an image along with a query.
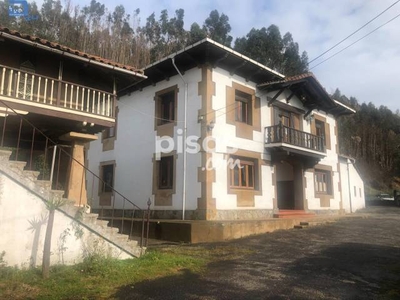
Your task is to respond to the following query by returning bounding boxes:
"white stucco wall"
[339,159,365,213]
[0,173,130,268]
[211,67,274,211]
[87,68,202,211]
[305,111,341,211]
[86,63,363,216]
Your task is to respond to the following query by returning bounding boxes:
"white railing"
[0,64,115,118]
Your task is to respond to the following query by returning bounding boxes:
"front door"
[277,181,295,209]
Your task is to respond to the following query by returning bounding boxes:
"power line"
[310,11,400,70]
[309,0,400,64]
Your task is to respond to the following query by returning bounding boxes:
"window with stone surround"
[230,158,258,189]
[156,89,176,126]
[158,156,174,189]
[235,90,252,124]
[314,170,332,195]
[100,164,114,193]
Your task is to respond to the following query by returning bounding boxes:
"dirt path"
[114,206,400,299]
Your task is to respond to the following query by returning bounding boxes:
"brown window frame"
[230,158,256,190]
[315,119,326,145]
[158,156,174,190]
[157,90,176,125]
[100,163,115,193]
[103,126,115,139]
[235,90,252,125]
[102,107,118,141]
[314,170,332,195]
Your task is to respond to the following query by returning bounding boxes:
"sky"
[35,0,400,111]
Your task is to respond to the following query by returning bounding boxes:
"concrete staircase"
[0,149,143,258]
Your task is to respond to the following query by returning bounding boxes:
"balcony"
[265,123,326,156]
[0,64,115,124]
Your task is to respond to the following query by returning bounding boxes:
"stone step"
[23,170,41,181]
[107,227,120,234]
[49,190,65,201]
[35,180,52,190]
[300,222,309,226]
[0,149,12,161]
[294,225,304,229]
[82,213,99,224]
[8,160,27,172]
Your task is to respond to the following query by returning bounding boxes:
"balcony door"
[17,60,35,99]
[274,107,301,127]
[273,107,301,144]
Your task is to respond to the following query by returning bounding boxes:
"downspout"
[347,159,353,213]
[171,57,188,221]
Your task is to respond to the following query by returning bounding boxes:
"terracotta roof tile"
[258,72,316,87]
[0,27,143,75]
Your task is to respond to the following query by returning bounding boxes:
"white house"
[87,38,365,221]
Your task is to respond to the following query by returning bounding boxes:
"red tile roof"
[0,27,143,75]
[258,72,317,87]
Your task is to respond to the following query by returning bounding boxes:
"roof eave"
[0,30,146,79]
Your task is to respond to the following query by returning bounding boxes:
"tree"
[234,25,308,75]
[187,22,207,45]
[42,197,66,279]
[203,10,232,46]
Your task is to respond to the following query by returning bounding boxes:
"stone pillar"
[60,132,97,206]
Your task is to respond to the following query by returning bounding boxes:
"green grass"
[0,250,207,300]
[0,243,253,299]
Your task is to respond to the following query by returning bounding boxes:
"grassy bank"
[0,244,251,300]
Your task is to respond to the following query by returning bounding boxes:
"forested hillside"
[0,0,308,75]
[2,0,399,194]
[335,89,400,193]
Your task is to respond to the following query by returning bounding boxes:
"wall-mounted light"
[207,120,215,131]
[305,114,314,123]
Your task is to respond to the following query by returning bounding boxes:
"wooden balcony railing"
[0,64,115,118]
[265,123,326,153]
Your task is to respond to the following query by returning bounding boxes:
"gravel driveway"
[114,206,400,299]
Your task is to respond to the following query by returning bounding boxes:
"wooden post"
[57,61,63,107]
[113,78,117,118]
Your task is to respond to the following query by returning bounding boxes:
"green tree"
[234,25,308,75]
[42,197,66,279]
[203,10,232,46]
[187,22,207,45]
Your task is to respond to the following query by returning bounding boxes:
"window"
[280,113,291,127]
[359,188,362,197]
[314,170,332,194]
[103,127,115,139]
[354,186,356,197]
[101,164,114,193]
[315,120,325,144]
[158,91,175,125]
[230,159,256,189]
[235,90,252,124]
[159,156,173,189]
